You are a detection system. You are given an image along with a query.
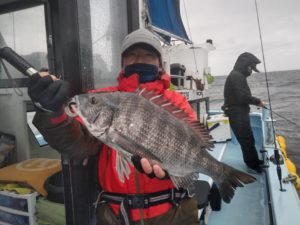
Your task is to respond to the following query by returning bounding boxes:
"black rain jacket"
[223,52,261,114]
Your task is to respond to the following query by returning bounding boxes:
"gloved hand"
[28,73,70,112]
[131,155,169,179]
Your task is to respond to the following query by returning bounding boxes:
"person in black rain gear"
[223,52,265,173]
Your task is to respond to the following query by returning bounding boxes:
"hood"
[233,52,261,76]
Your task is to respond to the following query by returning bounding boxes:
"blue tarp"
[147,0,191,43]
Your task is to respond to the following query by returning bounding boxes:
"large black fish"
[66,90,256,203]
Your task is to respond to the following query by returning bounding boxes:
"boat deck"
[206,141,270,225]
[200,112,300,225]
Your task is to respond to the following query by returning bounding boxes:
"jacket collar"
[117,70,170,93]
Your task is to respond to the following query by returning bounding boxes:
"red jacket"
[91,72,196,221]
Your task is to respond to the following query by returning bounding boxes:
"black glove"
[131,155,169,179]
[28,73,70,112]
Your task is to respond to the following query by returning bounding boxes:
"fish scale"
[116,94,195,172]
[69,90,257,203]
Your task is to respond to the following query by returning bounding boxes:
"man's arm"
[231,73,261,105]
[33,111,102,161]
[28,72,102,161]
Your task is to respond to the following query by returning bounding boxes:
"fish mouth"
[65,97,78,117]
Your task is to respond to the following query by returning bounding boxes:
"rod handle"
[0,47,38,77]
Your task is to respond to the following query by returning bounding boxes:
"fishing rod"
[0,32,38,77]
[254,0,285,191]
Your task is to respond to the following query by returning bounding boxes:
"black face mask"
[245,66,252,77]
[124,63,159,83]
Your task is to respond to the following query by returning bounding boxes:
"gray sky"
[181,0,300,76]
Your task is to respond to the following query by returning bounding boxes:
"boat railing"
[262,105,276,148]
[170,74,192,90]
[170,74,205,91]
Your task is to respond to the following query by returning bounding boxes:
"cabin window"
[90,0,128,88]
[0,5,48,86]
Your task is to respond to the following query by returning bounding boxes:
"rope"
[254,0,284,191]
[264,107,300,129]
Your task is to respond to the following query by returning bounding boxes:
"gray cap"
[121,28,162,57]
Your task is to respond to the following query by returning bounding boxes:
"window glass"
[90,0,127,88]
[0,5,48,80]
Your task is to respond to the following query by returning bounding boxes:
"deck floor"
[206,141,270,225]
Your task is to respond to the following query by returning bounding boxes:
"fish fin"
[138,89,214,150]
[170,173,199,189]
[216,164,256,203]
[116,151,132,183]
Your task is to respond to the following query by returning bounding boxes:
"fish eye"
[90,96,97,104]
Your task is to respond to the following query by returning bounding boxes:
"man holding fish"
[28,29,255,225]
[28,28,201,225]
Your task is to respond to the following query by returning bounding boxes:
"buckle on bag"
[127,194,149,209]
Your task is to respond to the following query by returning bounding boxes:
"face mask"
[124,63,159,83]
[245,66,253,76]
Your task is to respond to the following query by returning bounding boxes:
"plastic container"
[207,114,231,142]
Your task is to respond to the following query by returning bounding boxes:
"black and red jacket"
[33,72,196,221]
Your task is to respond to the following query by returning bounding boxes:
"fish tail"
[217,164,256,203]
